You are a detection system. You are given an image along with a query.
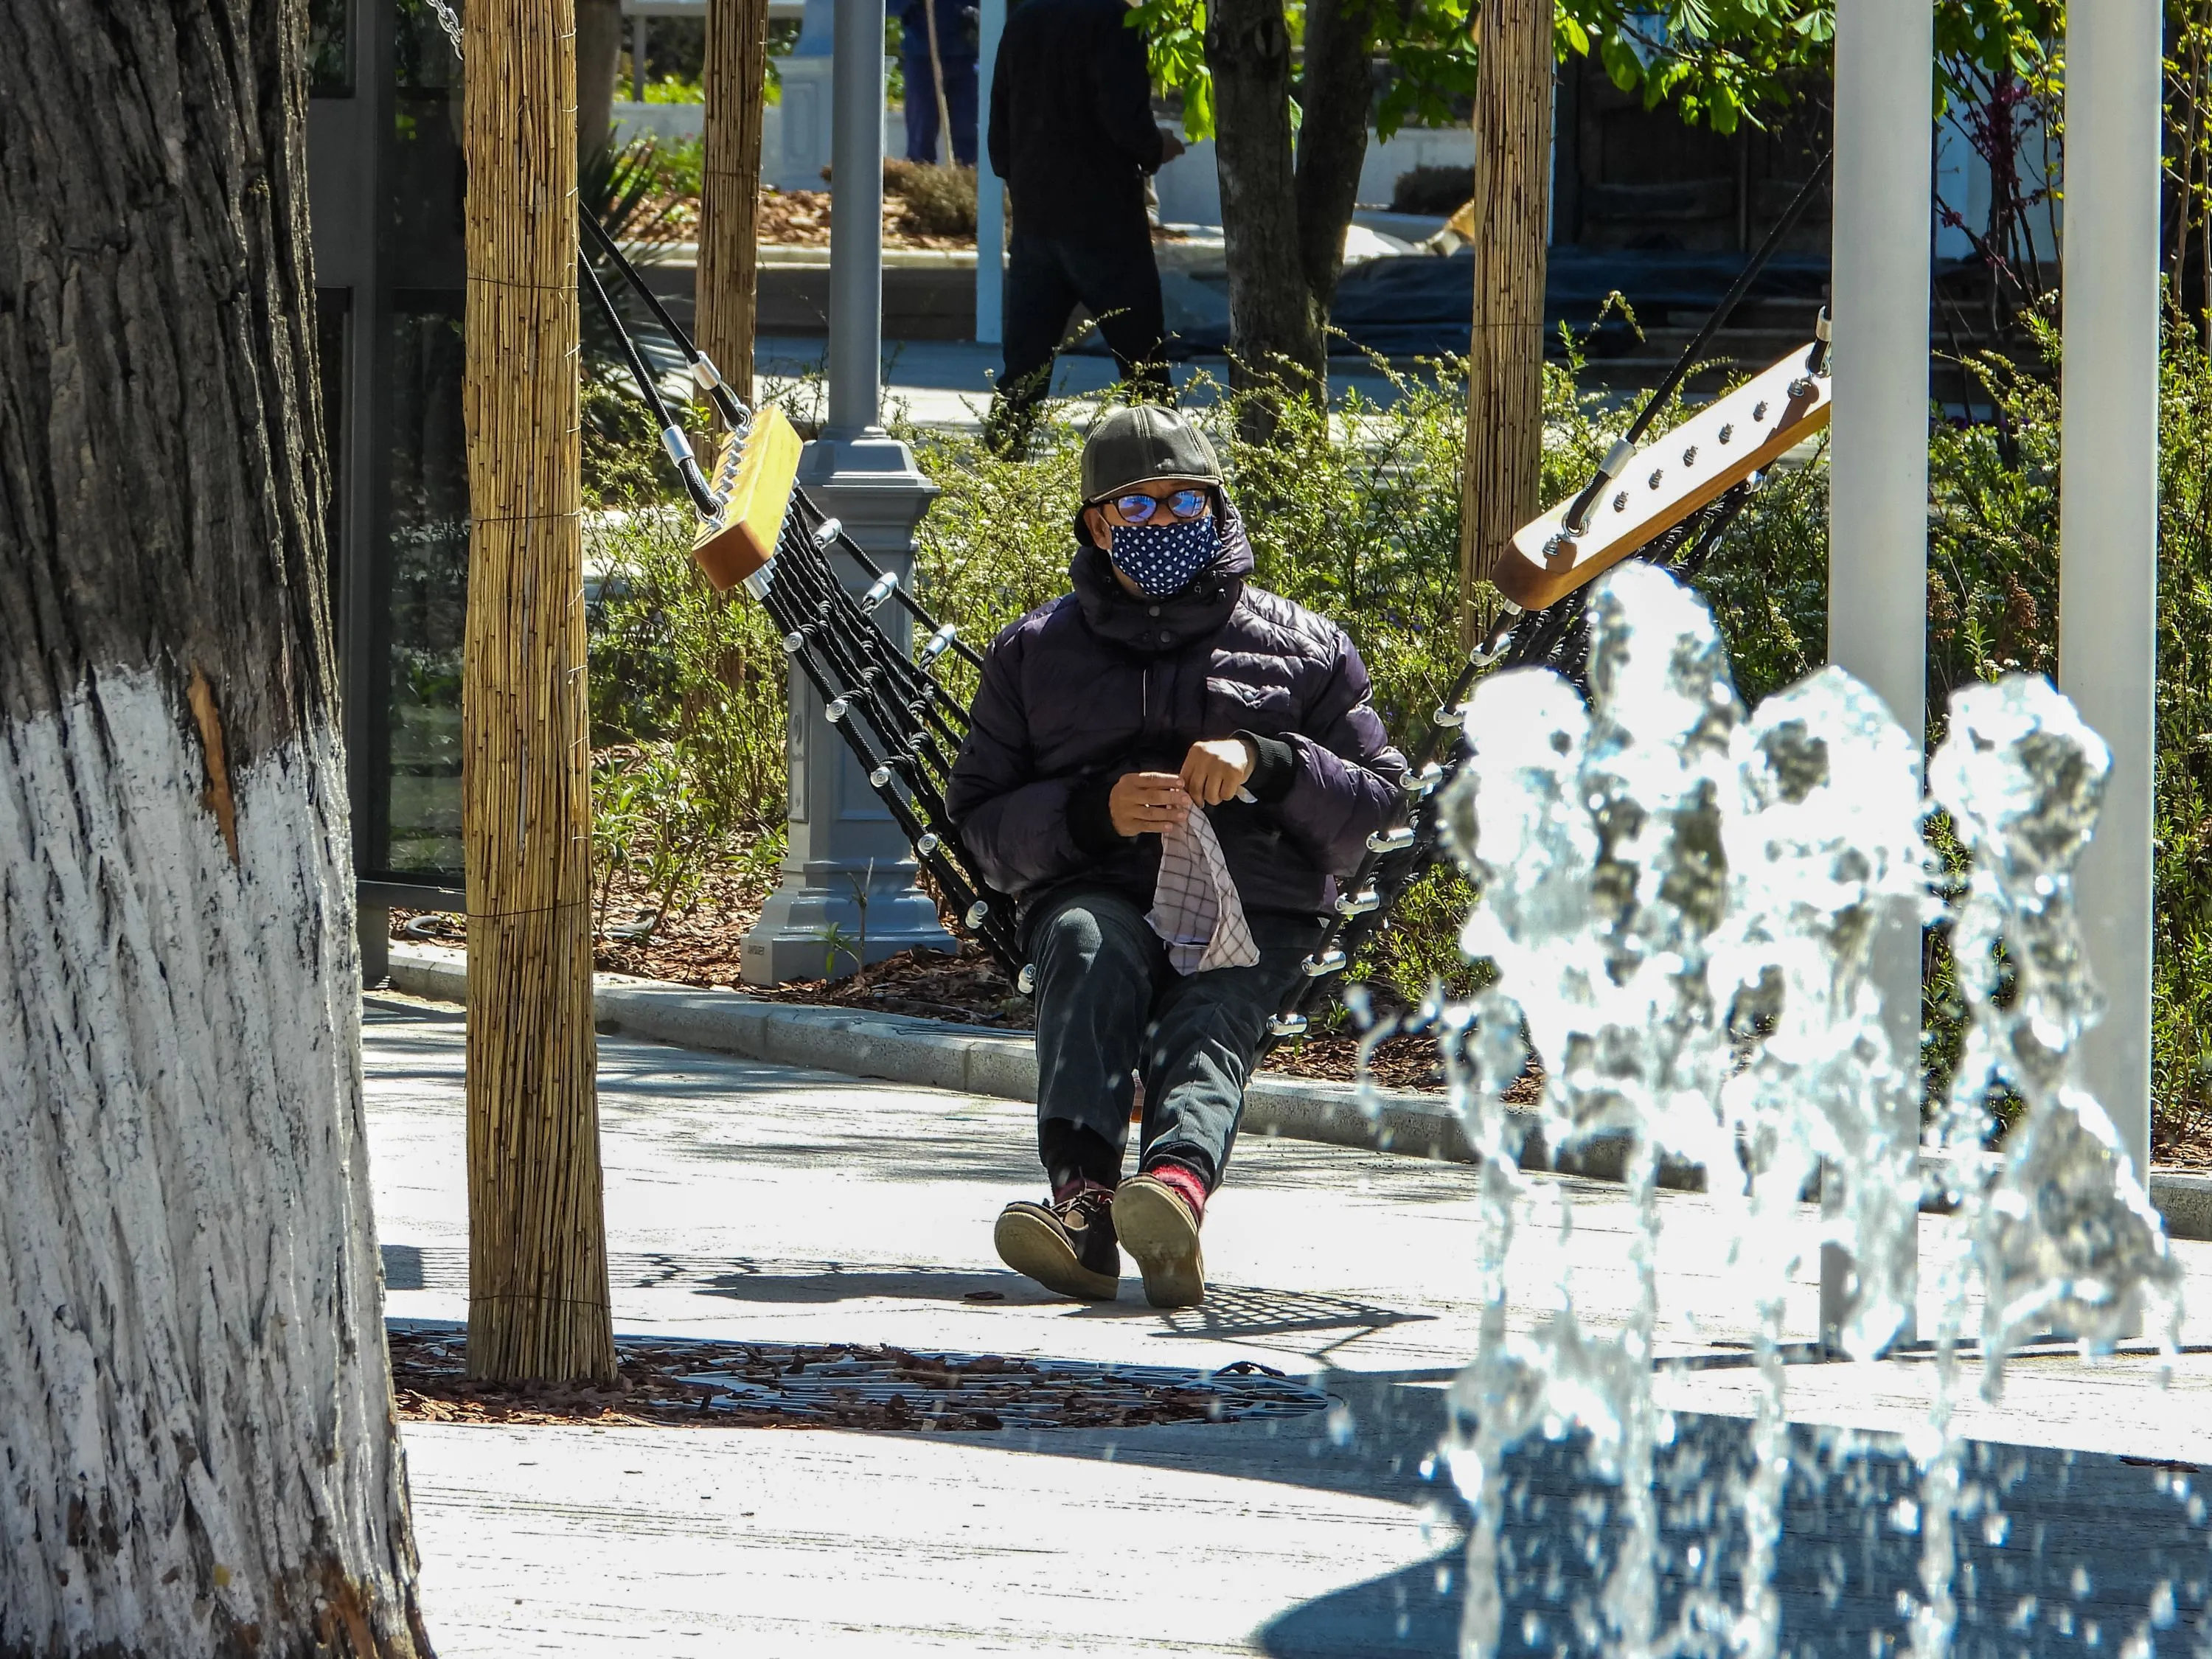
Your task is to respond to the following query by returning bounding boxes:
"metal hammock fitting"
[577,153,1834,1053]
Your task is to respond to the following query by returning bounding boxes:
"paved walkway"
[367,997,2212,1656]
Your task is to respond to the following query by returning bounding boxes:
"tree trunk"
[0,3,432,1654]
[700,0,771,400]
[1292,0,1372,319]
[462,0,618,1385]
[1459,0,1554,639]
[1208,0,1326,432]
[577,0,624,169]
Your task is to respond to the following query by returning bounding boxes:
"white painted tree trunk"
[0,669,428,1658]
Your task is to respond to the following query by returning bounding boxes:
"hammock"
[574,156,1833,1045]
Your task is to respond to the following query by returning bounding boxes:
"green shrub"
[582,327,2212,1150]
[1390,165,1474,217]
[586,503,788,934]
[883,159,978,239]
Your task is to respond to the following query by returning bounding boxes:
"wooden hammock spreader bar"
[1492,344,1832,612]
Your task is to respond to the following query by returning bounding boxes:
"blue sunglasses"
[1100,487,1213,525]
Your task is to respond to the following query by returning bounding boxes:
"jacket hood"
[1068,491,1256,654]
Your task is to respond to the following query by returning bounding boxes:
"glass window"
[374,300,469,883]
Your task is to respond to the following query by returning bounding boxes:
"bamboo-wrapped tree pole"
[1459,0,1554,640]
[700,0,771,400]
[462,0,617,1385]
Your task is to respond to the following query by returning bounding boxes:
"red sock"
[1144,1160,1208,1222]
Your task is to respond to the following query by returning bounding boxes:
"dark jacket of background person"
[945,498,1410,929]
[986,0,1165,240]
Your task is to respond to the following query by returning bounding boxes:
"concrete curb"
[385,942,1480,1164]
[382,942,2212,1240]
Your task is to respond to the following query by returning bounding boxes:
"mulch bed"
[753,187,973,251]
[386,1328,1324,1433]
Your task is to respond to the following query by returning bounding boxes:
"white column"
[973,0,1006,344]
[2059,0,2163,1180]
[1826,0,1933,1346]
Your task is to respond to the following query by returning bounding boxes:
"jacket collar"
[1068,493,1253,654]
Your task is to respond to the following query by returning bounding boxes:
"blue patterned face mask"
[1108,513,1220,598]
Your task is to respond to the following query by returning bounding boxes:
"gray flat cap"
[1079,405,1223,502]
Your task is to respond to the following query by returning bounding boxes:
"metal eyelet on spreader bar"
[1267,1013,1309,1038]
[813,518,843,548]
[1366,827,1416,855]
[861,572,899,611]
[964,901,990,928]
[1016,964,1037,996]
[1334,890,1382,917]
[1299,950,1347,978]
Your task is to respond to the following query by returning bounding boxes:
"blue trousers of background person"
[903,49,978,167]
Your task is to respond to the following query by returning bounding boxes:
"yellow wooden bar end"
[691,406,802,591]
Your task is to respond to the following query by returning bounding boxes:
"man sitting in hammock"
[945,406,1408,1309]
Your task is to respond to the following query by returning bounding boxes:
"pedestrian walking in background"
[983,0,1184,455]
[900,0,979,167]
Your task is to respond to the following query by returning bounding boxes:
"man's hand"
[1180,737,1256,807]
[1110,771,1191,837]
[1158,125,1187,164]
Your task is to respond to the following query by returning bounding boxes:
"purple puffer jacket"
[945,498,1409,927]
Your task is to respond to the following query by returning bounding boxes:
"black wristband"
[1067,772,1124,855]
[1236,731,1296,804]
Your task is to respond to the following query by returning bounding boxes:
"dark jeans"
[1027,887,1319,1194]
[987,229,1171,455]
[901,49,978,167]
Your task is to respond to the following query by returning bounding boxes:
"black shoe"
[993,1186,1120,1301]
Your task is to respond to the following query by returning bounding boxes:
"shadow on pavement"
[1256,1419,2212,1658]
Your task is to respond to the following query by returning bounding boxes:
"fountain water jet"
[1431,563,2183,1658]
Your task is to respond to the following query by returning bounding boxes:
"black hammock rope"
[575,155,1831,1044]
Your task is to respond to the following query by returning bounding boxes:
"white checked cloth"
[1148,807,1259,975]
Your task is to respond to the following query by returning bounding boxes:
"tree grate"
[389,1326,1330,1433]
